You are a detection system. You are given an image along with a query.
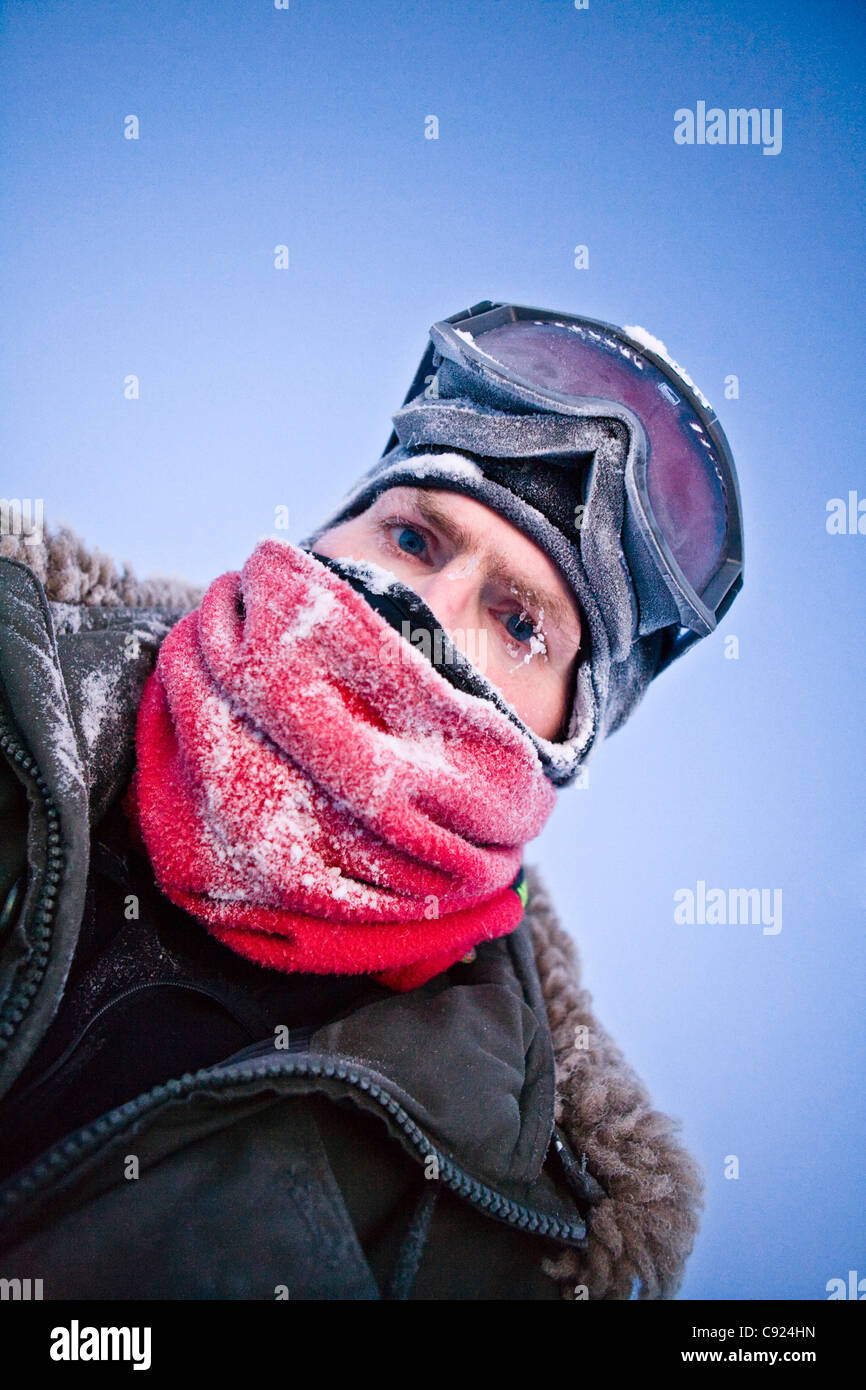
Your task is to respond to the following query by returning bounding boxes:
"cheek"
[484,650,565,741]
[314,517,368,557]
[316,520,348,548]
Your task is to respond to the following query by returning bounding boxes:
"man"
[0,301,743,1299]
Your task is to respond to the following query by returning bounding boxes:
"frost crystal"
[622,324,714,414]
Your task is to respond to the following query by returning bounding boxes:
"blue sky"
[2,0,864,1299]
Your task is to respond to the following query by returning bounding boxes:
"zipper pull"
[552,1124,606,1208]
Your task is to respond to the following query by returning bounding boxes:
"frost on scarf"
[128,539,557,990]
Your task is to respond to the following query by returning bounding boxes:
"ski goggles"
[383,301,744,670]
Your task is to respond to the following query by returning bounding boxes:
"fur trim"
[524,862,705,1299]
[0,522,203,610]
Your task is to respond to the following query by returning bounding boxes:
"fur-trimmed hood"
[0,524,704,1298]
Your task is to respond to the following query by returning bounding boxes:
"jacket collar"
[308,918,557,1187]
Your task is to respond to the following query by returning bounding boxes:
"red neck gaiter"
[127,539,556,991]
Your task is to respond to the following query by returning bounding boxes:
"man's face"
[312,486,583,740]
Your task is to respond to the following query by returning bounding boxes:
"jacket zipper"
[0,701,64,1055]
[0,1051,588,1245]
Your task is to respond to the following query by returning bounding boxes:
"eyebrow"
[402,490,580,637]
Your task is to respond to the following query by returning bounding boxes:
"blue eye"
[396,526,427,557]
[506,612,536,643]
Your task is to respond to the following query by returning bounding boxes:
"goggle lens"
[466,319,729,595]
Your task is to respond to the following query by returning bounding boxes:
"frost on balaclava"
[301,426,667,790]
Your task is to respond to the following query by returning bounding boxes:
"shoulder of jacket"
[0,522,203,611]
[522,860,705,1301]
